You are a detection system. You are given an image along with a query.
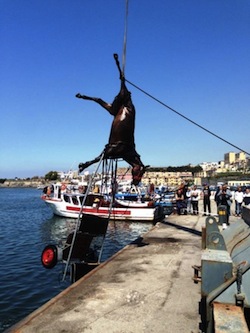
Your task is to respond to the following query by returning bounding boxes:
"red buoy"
[41,245,58,269]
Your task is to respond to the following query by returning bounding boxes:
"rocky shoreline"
[0,180,47,188]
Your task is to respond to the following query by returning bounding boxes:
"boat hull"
[43,197,164,222]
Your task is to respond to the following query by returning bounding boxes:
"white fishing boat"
[41,183,164,222]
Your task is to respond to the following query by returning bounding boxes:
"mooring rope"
[125,78,250,156]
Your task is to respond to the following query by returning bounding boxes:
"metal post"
[62,153,105,281]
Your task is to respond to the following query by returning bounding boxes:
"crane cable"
[120,0,249,156]
[122,0,129,74]
[125,78,250,156]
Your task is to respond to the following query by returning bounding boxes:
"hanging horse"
[76,54,147,185]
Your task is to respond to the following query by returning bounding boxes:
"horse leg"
[123,150,146,169]
[76,93,112,114]
[124,153,150,186]
[78,154,103,173]
[113,54,124,80]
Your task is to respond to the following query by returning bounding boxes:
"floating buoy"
[41,245,58,269]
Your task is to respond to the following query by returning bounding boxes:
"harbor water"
[0,188,152,332]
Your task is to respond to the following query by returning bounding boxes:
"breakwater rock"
[0,180,47,188]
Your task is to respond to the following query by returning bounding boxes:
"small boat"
[37,185,45,190]
[41,183,165,222]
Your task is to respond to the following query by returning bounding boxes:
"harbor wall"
[6,207,207,333]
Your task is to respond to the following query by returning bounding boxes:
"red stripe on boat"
[66,206,131,215]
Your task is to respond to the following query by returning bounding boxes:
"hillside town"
[1,151,250,189]
[123,151,250,188]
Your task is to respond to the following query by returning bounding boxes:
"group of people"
[215,184,250,222]
[174,183,250,225]
[175,184,200,215]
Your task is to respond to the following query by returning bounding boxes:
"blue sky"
[1,0,249,178]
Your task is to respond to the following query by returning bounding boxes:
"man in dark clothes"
[217,184,232,227]
[202,184,211,216]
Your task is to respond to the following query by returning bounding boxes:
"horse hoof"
[78,163,86,173]
[76,94,89,100]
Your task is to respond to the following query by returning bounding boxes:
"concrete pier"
[8,202,236,333]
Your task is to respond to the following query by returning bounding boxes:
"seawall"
[6,206,210,333]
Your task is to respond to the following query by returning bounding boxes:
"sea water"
[0,188,152,332]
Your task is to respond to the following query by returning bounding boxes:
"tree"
[45,171,58,181]
[148,165,202,173]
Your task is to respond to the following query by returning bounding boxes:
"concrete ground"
[7,201,231,333]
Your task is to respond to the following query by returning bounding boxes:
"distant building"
[58,170,78,180]
[224,151,247,171]
[224,152,236,165]
[217,160,226,173]
[199,162,219,171]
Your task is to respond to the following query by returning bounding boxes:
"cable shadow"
[162,220,202,237]
[130,236,149,247]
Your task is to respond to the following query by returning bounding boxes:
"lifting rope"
[125,78,250,156]
[122,0,129,74]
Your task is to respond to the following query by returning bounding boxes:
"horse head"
[131,165,147,186]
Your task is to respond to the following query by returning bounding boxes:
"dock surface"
[8,202,232,333]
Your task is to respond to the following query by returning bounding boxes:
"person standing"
[190,185,200,215]
[175,189,185,215]
[186,187,192,214]
[214,185,222,207]
[202,184,211,216]
[234,186,244,217]
[179,182,188,214]
[243,188,250,205]
[217,184,232,227]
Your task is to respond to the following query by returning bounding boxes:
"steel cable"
[125,78,250,156]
